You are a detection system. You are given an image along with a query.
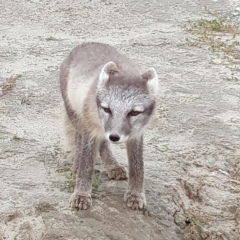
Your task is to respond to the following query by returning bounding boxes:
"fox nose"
[109,134,120,142]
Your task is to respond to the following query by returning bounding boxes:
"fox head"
[96,61,158,143]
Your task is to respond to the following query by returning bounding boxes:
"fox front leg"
[70,132,96,210]
[124,136,146,210]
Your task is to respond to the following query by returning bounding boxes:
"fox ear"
[142,68,158,96]
[98,61,119,90]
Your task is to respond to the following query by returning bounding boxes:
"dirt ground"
[0,0,240,239]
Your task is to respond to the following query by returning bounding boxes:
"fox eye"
[129,110,141,116]
[103,107,111,114]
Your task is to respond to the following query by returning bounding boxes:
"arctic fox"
[59,42,158,210]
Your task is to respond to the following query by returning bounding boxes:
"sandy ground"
[1,0,240,239]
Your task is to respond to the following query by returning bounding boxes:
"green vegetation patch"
[186,8,240,78]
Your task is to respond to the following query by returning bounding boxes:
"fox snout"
[109,133,120,142]
[106,133,129,143]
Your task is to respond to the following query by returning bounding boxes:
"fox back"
[60,42,158,143]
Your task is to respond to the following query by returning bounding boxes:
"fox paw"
[124,191,146,210]
[107,165,128,180]
[69,192,92,210]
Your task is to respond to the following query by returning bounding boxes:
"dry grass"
[185,8,240,79]
[0,75,21,96]
[183,210,210,240]
[60,170,102,193]
[60,171,75,193]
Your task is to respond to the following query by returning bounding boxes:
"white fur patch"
[67,69,91,117]
[133,105,145,112]
[100,102,109,108]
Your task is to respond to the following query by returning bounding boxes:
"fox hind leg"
[70,131,97,210]
[62,106,80,173]
[99,140,128,180]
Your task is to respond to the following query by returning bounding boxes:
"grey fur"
[59,42,158,210]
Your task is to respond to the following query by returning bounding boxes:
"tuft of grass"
[92,173,102,191]
[60,171,75,193]
[0,75,21,97]
[173,198,211,240]
[35,202,56,213]
[186,8,240,78]
[12,134,23,142]
[51,140,61,157]
[192,16,240,34]
[60,171,102,193]
[183,210,210,240]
